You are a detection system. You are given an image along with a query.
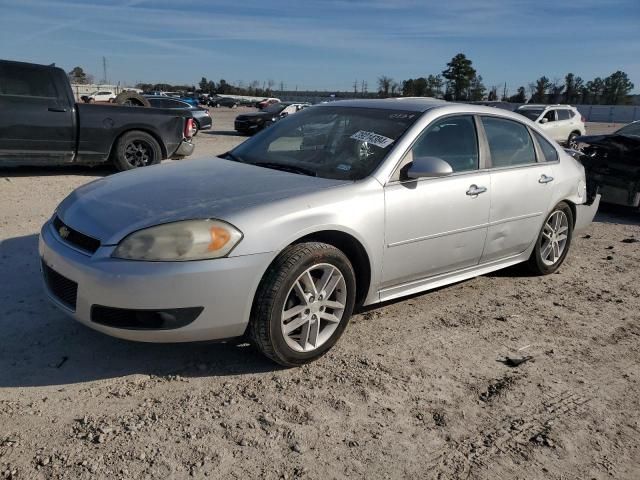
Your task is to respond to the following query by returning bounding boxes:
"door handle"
[539,174,554,184]
[48,107,68,112]
[466,184,487,196]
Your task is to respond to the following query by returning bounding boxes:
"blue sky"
[0,0,638,94]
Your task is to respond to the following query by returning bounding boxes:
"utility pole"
[353,80,358,96]
[102,56,108,85]
[503,82,508,101]
[363,81,368,96]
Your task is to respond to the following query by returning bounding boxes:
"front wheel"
[527,202,574,275]
[567,132,580,150]
[249,242,356,366]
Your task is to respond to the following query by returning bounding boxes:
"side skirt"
[377,250,532,304]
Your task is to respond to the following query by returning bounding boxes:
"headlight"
[112,219,242,261]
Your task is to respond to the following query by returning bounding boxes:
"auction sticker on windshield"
[350,130,394,148]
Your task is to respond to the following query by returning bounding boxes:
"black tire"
[567,131,581,149]
[248,242,356,367]
[527,202,574,275]
[192,121,199,136]
[112,130,162,171]
[114,92,151,107]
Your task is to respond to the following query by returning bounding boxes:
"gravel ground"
[1,114,639,480]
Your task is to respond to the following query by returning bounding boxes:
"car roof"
[316,97,448,112]
[145,95,192,107]
[518,104,576,110]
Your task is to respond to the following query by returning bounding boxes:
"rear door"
[479,116,555,263]
[0,63,75,164]
[556,109,573,142]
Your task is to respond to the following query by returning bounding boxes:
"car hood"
[236,112,275,121]
[56,158,346,245]
[576,133,640,153]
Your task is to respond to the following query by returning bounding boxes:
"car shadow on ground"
[594,203,640,227]
[0,234,279,389]
[0,164,113,178]
[201,130,248,138]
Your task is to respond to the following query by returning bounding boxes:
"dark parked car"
[146,96,212,134]
[234,102,309,134]
[0,60,195,171]
[208,96,238,108]
[576,121,640,208]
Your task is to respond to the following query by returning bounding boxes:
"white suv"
[516,105,586,147]
[87,90,116,102]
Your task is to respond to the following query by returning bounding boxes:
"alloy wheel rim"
[280,263,347,353]
[541,210,569,266]
[124,141,153,167]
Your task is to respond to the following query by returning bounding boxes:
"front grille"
[53,216,100,254]
[42,262,78,310]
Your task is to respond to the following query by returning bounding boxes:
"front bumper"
[39,219,272,342]
[234,120,261,133]
[171,139,195,159]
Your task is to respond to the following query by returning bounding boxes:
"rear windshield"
[517,108,544,121]
[227,106,421,180]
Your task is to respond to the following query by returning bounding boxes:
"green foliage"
[68,66,90,85]
[442,53,476,101]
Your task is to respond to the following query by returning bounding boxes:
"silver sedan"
[40,99,600,366]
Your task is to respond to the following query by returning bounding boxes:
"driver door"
[381,115,490,291]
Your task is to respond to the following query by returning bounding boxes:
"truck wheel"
[114,92,151,107]
[113,131,162,171]
[248,242,356,367]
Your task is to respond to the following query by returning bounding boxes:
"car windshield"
[227,106,421,180]
[616,122,640,137]
[517,108,544,121]
[263,103,287,114]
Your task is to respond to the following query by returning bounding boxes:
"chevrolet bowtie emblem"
[58,226,70,239]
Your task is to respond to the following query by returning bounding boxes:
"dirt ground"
[1,113,639,480]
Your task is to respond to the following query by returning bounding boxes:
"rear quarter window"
[533,131,559,162]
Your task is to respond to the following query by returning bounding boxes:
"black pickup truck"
[0,60,195,171]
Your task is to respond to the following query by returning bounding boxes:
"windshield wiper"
[222,151,244,163]
[254,162,317,177]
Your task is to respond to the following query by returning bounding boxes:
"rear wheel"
[527,202,574,275]
[249,242,356,366]
[113,131,162,171]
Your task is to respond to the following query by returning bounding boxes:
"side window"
[0,64,57,97]
[533,131,559,162]
[482,116,537,167]
[408,115,479,173]
[557,110,571,121]
[542,110,556,123]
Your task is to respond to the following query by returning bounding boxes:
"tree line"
[377,53,635,105]
[67,55,635,105]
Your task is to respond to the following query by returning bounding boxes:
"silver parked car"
[40,99,600,366]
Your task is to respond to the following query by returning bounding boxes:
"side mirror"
[540,118,549,124]
[406,156,453,179]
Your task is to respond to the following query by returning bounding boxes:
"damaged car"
[40,99,600,366]
[575,121,640,208]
